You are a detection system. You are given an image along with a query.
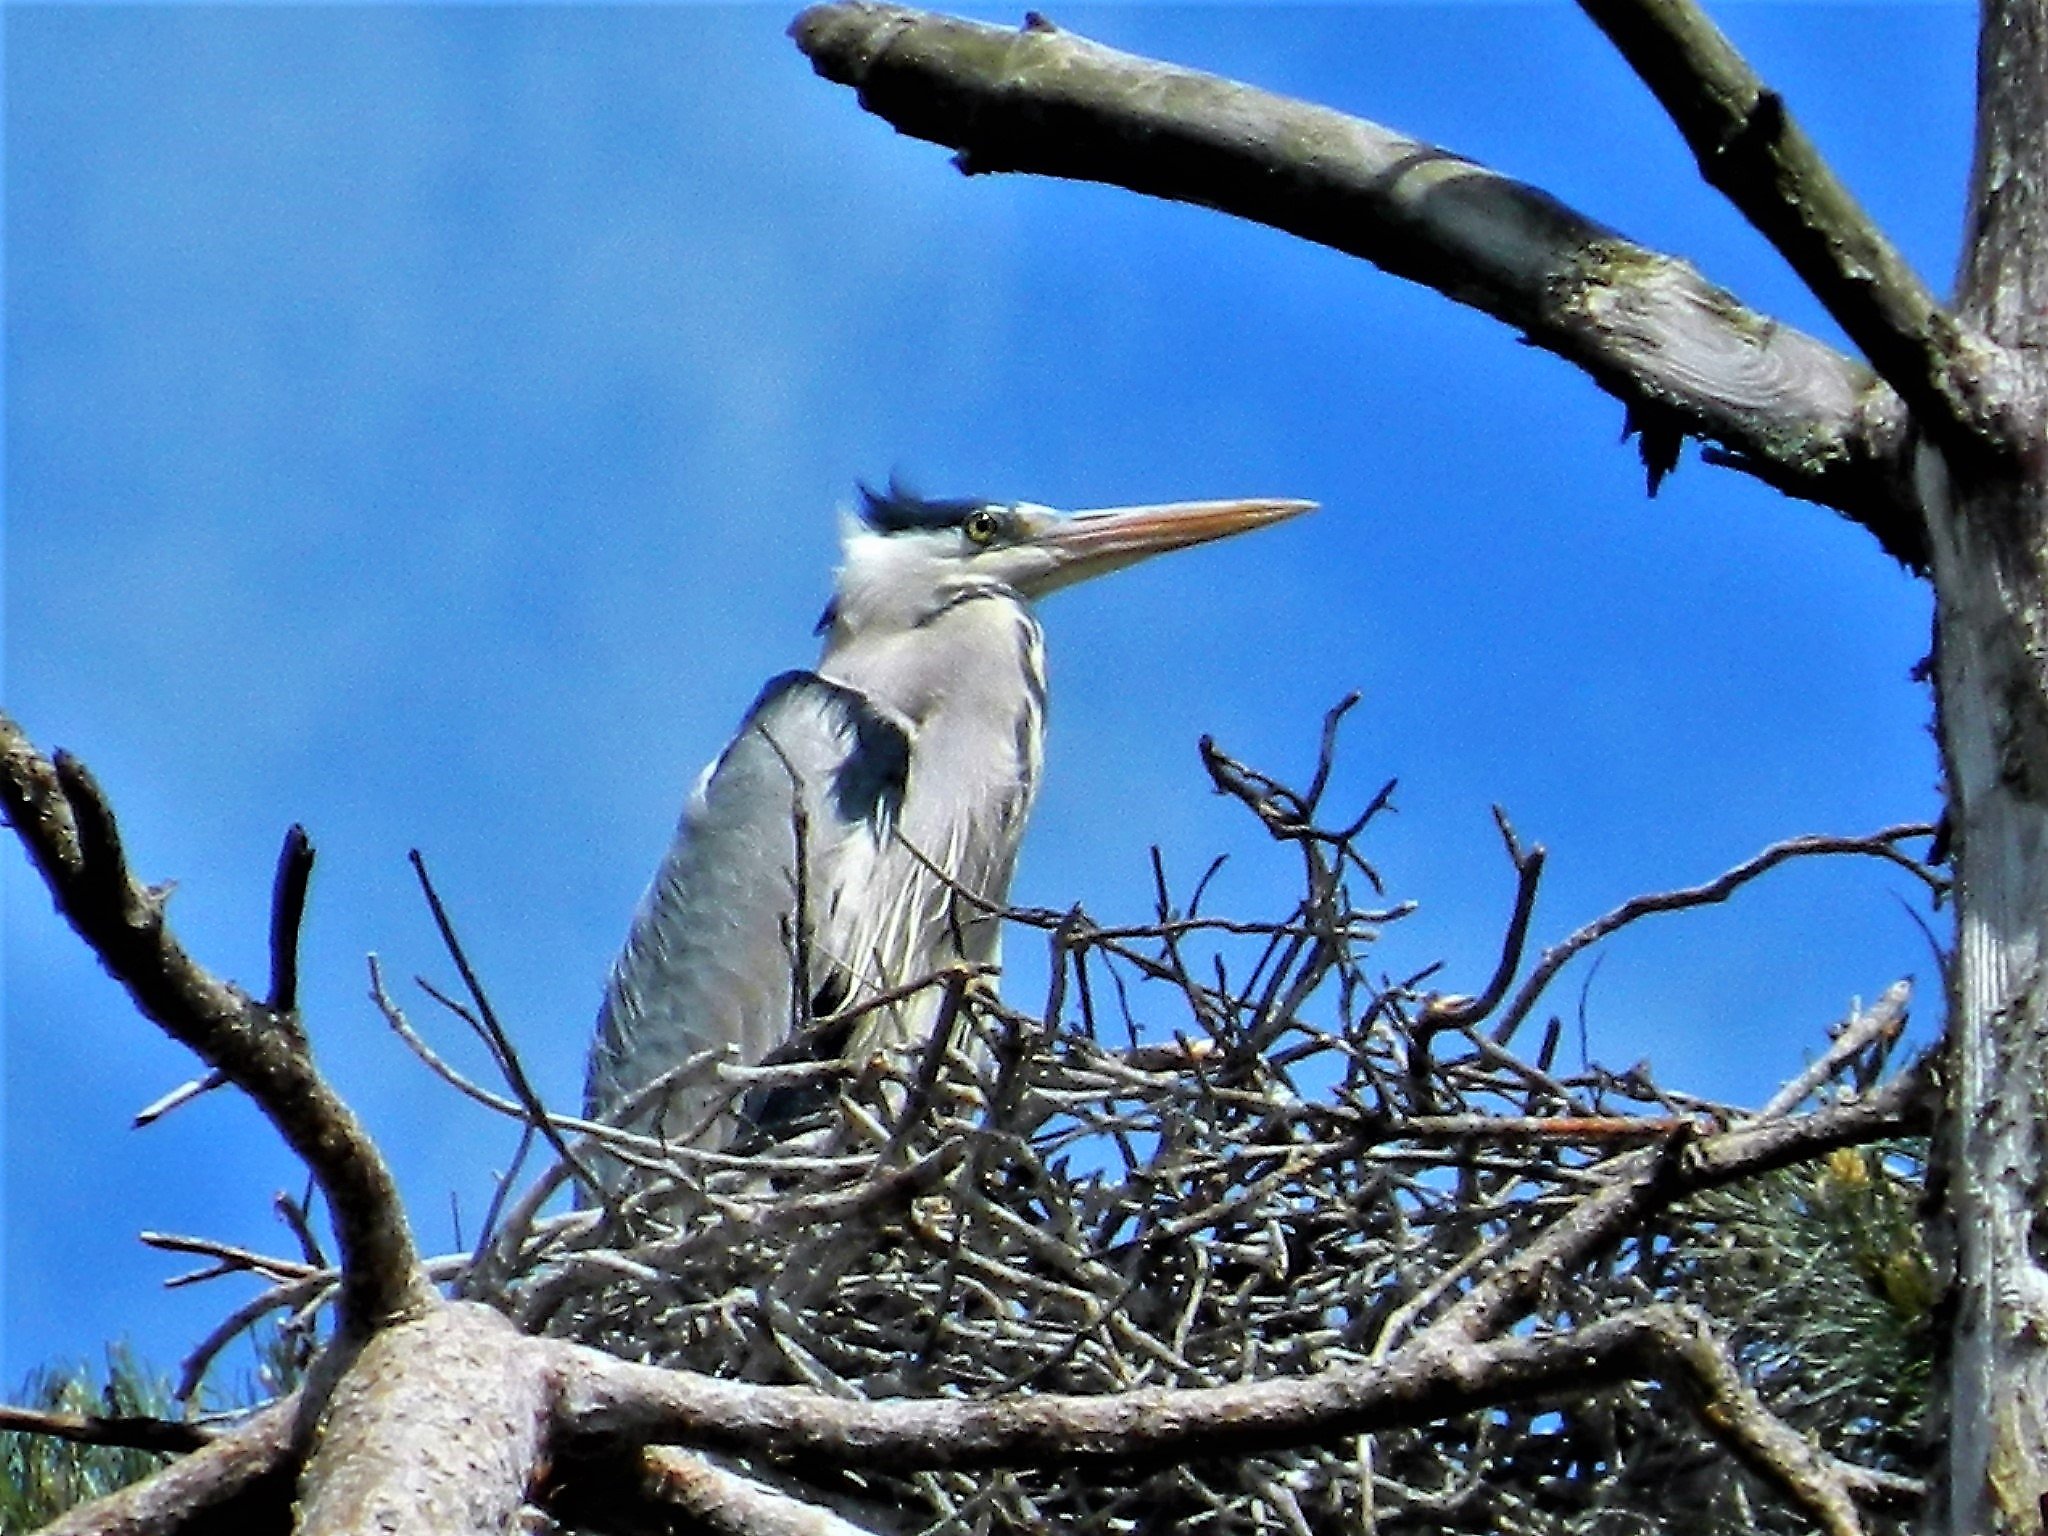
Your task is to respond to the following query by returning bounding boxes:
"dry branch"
[28,1397,303,1536]
[1489,826,1941,1046]
[293,1305,550,1536]
[0,1404,208,1457]
[0,712,431,1336]
[501,715,1931,1533]
[1575,0,2007,465]
[1758,982,1913,1120]
[549,1308,1676,1466]
[5,701,1934,1536]
[789,1,1924,564]
[406,852,612,1208]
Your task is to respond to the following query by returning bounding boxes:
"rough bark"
[1918,3,2048,1533]
[1578,0,2009,461]
[8,7,2009,1531]
[294,1305,551,1536]
[29,1398,303,1536]
[787,9,2048,1533]
[1922,457,2048,1536]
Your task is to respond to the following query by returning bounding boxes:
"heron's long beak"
[1025,497,1315,594]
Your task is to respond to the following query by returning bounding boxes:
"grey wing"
[585,671,911,1151]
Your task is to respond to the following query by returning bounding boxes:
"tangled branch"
[2,703,1940,1536]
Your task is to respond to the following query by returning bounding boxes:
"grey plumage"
[586,485,1312,1177]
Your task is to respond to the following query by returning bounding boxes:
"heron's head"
[830,481,1314,633]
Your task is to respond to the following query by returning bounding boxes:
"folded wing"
[585,670,913,1155]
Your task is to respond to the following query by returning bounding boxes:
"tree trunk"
[1924,453,2048,1536]
[1927,4,2048,1532]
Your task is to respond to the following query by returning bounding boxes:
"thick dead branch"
[293,1304,550,1536]
[1576,0,2008,467]
[552,1311,1660,1466]
[544,1301,1868,1536]
[0,712,431,1335]
[1652,1311,1867,1536]
[29,1397,303,1536]
[789,2,1924,564]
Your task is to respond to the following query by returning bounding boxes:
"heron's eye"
[962,509,1002,546]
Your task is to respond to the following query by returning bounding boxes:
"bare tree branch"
[550,1310,1661,1466]
[1489,824,1941,1047]
[267,824,314,1014]
[10,699,1933,1535]
[1757,980,1912,1120]
[789,1,1926,565]
[132,1070,226,1128]
[29,1397,303,1536]
[1432,1065,1932,1347]
[407,850,611,1209]
[0,1404,207,1456]
[141,1231,319,1287]
[0,711,431,1335]
[1576,0,2010,467]
[1650,1311,1869,1536]
[1418,808,1546,1033]
[293,1305,549,1536]
[546,1299,1873,1536]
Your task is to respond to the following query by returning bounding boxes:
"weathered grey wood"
[790,2,1924,566]
[788,10,2048,1533]
[1579,0,2002,464]
[1912,2,2048,1530]
[1920,450,2048,1536]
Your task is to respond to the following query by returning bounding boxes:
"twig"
[174,1276,334,1407]
[133,1070,226,1128]
[407,850,611,1208]
[0,1402,208,1454]
[1388,1113,1697,1144]
[267,823,314,1013]
[1757,981,1912,1120]
[1418,808,1546,1033]
[1433,1065,1932,1346]
[276,1185,329,1271]
[1490,825,1940,1046]
[141,1231,319,1285]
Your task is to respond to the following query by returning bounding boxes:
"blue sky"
[6,7,1963,1389]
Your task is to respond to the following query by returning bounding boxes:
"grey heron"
[586,483,1312,1174]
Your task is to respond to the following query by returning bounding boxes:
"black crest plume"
[857,476,992,534]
